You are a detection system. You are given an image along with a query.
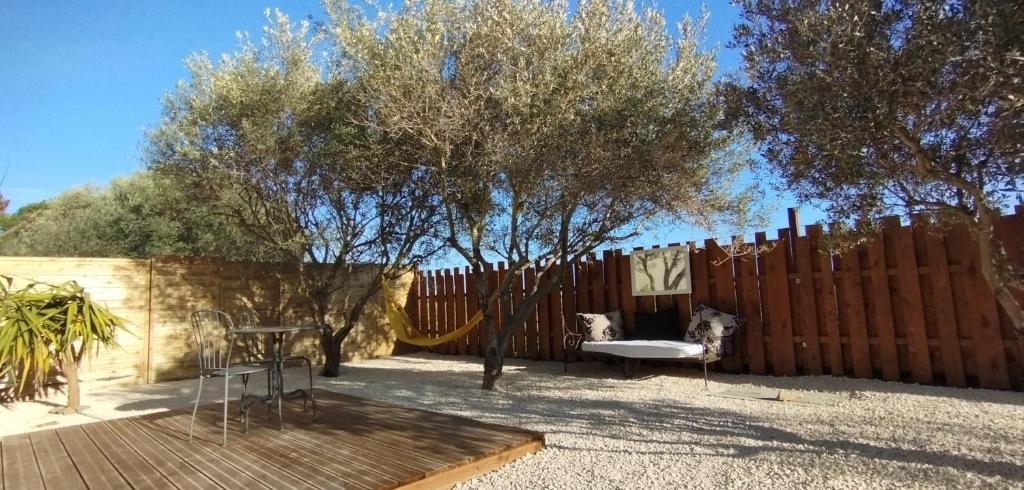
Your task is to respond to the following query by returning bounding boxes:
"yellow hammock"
[381,280,483,347]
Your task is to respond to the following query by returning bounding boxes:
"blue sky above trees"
[0,0,818,251]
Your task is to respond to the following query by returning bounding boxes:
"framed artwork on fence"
[630,245,691,296]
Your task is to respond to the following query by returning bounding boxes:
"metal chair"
[188,310,271,446]
[237,307,316,412]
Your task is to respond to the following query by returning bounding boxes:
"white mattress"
[580,340,705,359]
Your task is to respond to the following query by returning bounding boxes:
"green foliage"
[331,0,756,261]
[0,276,125,393]
[721,0,1023,226]
[0,171,282,260]
[0,200,49,235]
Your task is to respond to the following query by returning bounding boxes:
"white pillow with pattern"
[684,305,740,347]
[576,311,624,342]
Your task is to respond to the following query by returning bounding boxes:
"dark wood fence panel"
[453,269,468,356]
[408,208,1024,390]
[794,234,823,375]
[536,265,552,361]
[523,268,539,360]
[511,268,526,358]
[550,267,566,363]
[617,251,637,334]
[735,251,765,374]
[866,230,900,381]
[709,240,741,373]
[443,269,456,355]
[466,266,481,357]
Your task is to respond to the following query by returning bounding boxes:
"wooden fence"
[406,207,1024,390]
[0,257,402,388]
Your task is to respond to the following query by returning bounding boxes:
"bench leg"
[703,361,709,389]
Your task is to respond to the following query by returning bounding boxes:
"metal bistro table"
[232,325,319,429]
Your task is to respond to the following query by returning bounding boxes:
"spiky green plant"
[0,276,126,414]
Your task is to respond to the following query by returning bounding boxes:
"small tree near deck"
[721,0,1024,333]
[330,0,755,389]
[0,277,125,414]
[147,12,440,376]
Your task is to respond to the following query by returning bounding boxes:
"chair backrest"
[190,310,236,372]
[235,307,272,360]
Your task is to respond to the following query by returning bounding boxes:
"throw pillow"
[631,308,683,340]
[576,311,624,342]
[684,304,741,347]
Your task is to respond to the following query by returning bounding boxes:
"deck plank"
[30,429,90,490]
[181,410,377,489]
[80,421,177,490]
[2,434,44,490]
[0,390,543,490]
[105,417,221,490]
[124,416,272,490]
[309,403,508,461]
[257,415,429,484]
[54,426,132,490]
[334,393,537,442]
[151,413,319,490]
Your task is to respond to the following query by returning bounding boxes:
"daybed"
[563,306,740,387]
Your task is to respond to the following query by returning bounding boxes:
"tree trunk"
[319,325,350,377]
[994,287,1023,335]
[481,343,504,390]
[974,210,1024,334]
[52,357,80,415]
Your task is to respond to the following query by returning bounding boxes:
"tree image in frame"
[721,0,1024,332]
[329,0,757,389]
[631,246,691,295]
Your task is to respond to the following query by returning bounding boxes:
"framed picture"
[630,245,691,296]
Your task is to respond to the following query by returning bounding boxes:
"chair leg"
[266,370,272,398]
[302,357,317,418]
[239,374,249,417]
[276,368,284,430]
[222,375,230,447]
[188,376,204,442]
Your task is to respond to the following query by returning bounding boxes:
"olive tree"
[330,0,754,389]
[721,0,1024,333]
[147,11,440,376]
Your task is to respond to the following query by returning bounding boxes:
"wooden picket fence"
[406,207,1024,390]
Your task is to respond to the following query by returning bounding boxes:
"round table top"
[231,325,320,335]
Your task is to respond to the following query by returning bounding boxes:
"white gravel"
[3,353,1022,489]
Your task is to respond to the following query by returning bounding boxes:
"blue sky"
[0,1,819,250]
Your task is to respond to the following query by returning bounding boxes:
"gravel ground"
[3,353,1022,489]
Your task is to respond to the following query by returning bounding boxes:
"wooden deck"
[0,389,544,489]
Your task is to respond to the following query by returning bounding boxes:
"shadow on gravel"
[312,356,1023,483]
[508,355,1024,408]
